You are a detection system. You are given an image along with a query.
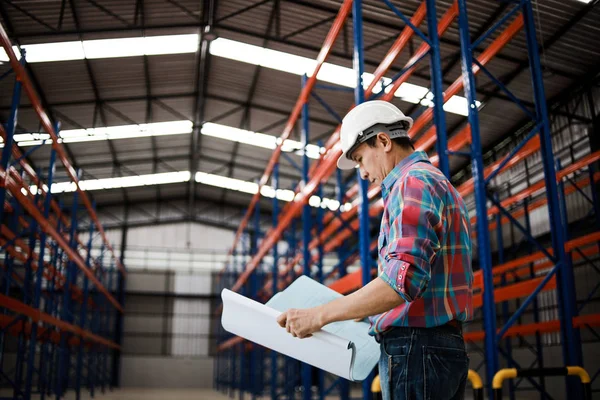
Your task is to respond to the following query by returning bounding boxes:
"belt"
[374,319,463,343]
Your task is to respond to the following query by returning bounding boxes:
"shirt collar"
[381,151,430,197]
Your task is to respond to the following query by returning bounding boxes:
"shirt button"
[401,265,406,270]
[399,275,402,280]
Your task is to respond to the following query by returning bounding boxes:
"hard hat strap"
[346,121,410,160]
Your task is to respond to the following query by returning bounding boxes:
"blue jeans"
[377,323,469,400]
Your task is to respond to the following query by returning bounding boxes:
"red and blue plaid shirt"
[368,151,473,335]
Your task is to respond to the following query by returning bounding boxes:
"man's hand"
[276,307,324,339]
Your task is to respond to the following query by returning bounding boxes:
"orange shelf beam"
[464,314,600,342]
[2,167,122,312]
[0,294,119,349]
[0,32,125,277]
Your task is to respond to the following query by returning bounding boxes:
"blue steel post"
[19,179,41,398]
[24,146,57,399]
[231,255,238,399]
[523,198,545,399]
[77,219,95,400]
[425,0,450,179]
[91,244,106,398]
[352,1,375,399]
[522,2,582,397]
[336,169,350,400]
[104,259,115,391]
[271,163,279,400]
[239,237,248,400]
[44,207,63,398]
[0,54,23,224]
[251,195,261,399]
[317,166,325,400]
[301,73,313,400]
[455,1,499,397]
[496,195,515,400]
[57,179,81,398]
[1,201,20,397]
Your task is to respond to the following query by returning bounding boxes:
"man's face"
[350,141,386,185]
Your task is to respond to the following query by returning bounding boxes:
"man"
[276,100,473,400]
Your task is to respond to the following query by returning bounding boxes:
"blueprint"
[266,275,380,381]
[221,275,379,381]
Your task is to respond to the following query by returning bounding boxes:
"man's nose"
[360,167,368,181]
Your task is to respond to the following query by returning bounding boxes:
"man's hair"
[364,135,415,151]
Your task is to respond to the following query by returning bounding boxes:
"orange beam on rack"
[473,231,600,287]
[2,168,122,312]
[0,294,119,349]
[494,243,599,286]
[488,172,600,231]
[0,226,94,307]
[279,6,517,287]
[472,275,556,309]
[0,315,88,347]
[318,1,459,231]
[463,314,600,342]
[475,151,600,224]
[0,67,123,277]
[227,0,355,264]
[407,14,524,147]
[217,336,244,352]
[231,1,456,288]
[458,136,542,198]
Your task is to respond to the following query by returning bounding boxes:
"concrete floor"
[0,389,231,400]
[62,389,232,400]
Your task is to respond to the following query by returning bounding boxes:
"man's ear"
[377,132,393,152]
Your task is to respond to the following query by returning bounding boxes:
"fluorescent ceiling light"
[195,171,342,211]
[25,168,346,211]
[27,171,192,194]
[0,120,323,160]
[0,120,193,148]
[201,122,324,159]
[210,37,482,116]
[1,34,482,116]
[0,34,199,63]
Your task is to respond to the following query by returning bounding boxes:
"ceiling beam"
[188,0,217,218]
[446,0,600,154]
[221,0,278,205]
[0,92,340,128]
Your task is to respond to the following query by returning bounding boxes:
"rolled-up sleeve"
[379,175,442,302]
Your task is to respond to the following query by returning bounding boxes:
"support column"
[456,1,499,397]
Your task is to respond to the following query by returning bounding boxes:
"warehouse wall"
[112,222,228,388]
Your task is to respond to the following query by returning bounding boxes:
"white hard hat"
[337,100,413,170]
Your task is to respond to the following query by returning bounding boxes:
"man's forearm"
[318,277,404,326]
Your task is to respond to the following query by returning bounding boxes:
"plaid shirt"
[368,151,473,335]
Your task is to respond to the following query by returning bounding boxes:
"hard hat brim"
[337,152,358,170]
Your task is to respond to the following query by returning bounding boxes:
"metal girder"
[68,0,125,201]
[0,92,339,128]
[137,0,162,205]
[216,0,271,24]
[405,2,510,117]
[93,195,269,232]
[0,2,81,171]
[189,0,217,219]
[84,0,131,26]
[86,153,311,189]
[462,64,600,182]
[282,0,577,80]
[3,0,56,31]
[221,0,278,205]
[448,0,599,140]
[214,22,577,110]
[165,0,202,21]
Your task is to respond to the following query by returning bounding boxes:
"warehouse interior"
[0,0,599,399]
